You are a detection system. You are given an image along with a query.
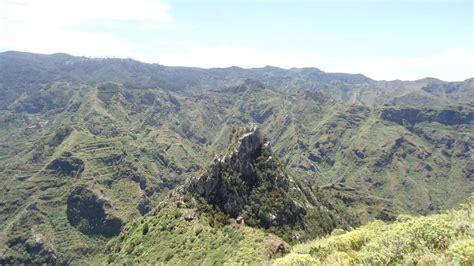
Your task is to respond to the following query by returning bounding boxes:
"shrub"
[273,253,319,266]
[142,223,149,235]
[277,200,473,265]
[448,239,474,264]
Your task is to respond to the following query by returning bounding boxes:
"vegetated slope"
[106,125,355,264]
[0,82,212,263]
[0,79,472,263]
[274,196,474,265]
[0,51,472,263]
[1,51,473,107]
[1,80,473,260]
[295,104,474,214]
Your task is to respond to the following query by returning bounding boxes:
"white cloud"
[0,0,471,81]
[0,0,172,56]
[0,28,139,58]
[0,0,171,28]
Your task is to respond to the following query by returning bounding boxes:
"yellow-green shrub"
[448,239,474,264]
[278,199,474,265]
[273,253,319,266]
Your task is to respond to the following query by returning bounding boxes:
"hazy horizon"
[0,0,472,81]
[4,49,473,83]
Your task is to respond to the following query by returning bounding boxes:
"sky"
[0,0,472,81]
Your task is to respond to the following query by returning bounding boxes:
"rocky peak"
[182,124,353,242]
[141,124,353,246]
[185,124,270,216]
[221,123,266,177]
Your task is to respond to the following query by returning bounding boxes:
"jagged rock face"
[227,125,264,178]
[186,124,265,216]
[184,125,349,242]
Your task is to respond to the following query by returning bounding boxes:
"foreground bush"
[275,196,474,265]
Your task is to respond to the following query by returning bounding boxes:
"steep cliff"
[186,124,265,216]
[184,124,353,240]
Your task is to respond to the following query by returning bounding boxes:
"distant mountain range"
[0,51,472,264]
[1,51,473,108]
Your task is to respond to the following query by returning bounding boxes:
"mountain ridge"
[2,51,472,109]
[3,50,473,83]
[0,51,472,264]
[3,50,471,83]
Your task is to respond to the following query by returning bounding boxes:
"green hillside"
[106,125,355,264]
[275,196,474,265]
[0,52,472,264]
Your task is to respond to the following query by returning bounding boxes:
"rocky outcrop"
[66,186,123,237]
[137,195,151,215]
[186,124,265,216]
[0,233,58,265]
[184,124,352,242]
[105,124,358,265]
[381,107,474,126]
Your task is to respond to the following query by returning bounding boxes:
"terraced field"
[0,52,472,263]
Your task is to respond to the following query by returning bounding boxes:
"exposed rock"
[184,124,352,242]
[66,186,123,237]
[236,216,245,225]
[263,238,290,257]
[186,124,264,216]
[32,234,43,247]
[226,124,265,178]
[24,234,57,264]
[137,195,151,215]
[1,232,58,265]
[183,211,196,222]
